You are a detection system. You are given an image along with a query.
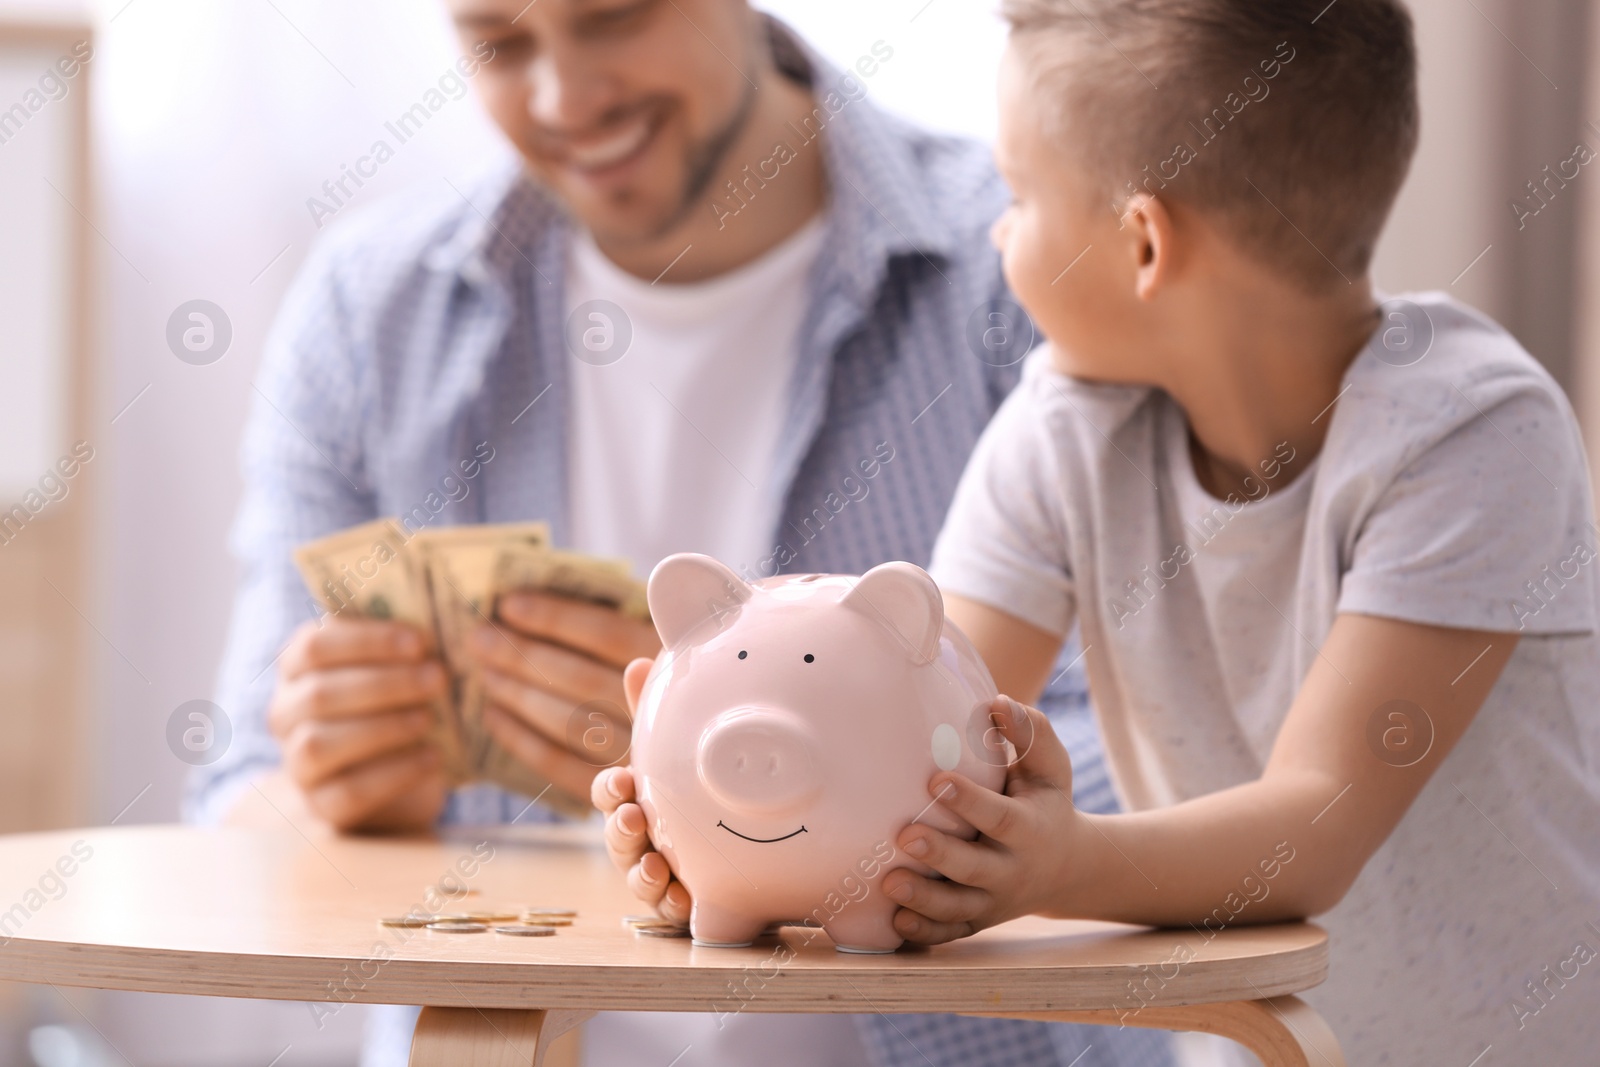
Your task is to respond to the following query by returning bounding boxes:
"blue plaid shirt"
[189,23,1170,1067]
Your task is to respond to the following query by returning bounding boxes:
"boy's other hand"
[269,616,450,833]
[885,696,1083,945]
[591,658,693,926]
[471,593,662,805]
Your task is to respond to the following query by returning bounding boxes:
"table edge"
[0,932,1327,1014]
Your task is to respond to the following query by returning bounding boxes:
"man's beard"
[645,74,761,241]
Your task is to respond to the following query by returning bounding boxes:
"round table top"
[0,823,1327,1014]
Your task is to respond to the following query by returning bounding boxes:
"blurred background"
[0,0,1595,1063]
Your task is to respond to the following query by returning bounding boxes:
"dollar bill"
[412,522,551,778]
[492,544,650,622]
[292,519,647,817]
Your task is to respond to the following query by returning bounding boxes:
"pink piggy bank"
[630,553,1008,953]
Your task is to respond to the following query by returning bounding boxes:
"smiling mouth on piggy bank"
[716,821,808,844]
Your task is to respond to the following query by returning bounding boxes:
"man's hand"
[590,658,693,924]
[469,592,661,806]
[268,616,450,833]
[885,696,1082,945]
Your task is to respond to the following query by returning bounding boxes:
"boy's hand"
[885,696,1084,945]
[589,658,693,926]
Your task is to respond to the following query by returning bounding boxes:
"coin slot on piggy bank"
[630,553,1008,953]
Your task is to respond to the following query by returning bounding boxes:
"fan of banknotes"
[293,518,650,815]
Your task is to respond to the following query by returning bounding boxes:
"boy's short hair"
[1002,0,1419,290]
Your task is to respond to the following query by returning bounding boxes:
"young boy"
[597,0,1599,1061]
[890,0,1600,1063]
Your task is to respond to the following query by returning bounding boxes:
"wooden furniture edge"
[0,14,96,836]
[0,17,92,45]
[968,996,1347,1067]
[0,933,1326,1014]
[409,1007,594,1067]
[399,996,1346,1067]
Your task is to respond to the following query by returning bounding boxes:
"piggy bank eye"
[738,650,748,660]
[804,654,815,663]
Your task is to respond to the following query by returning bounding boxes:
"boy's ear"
[1122,192,1176,302]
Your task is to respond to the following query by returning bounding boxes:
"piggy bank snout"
[696,709,822,816]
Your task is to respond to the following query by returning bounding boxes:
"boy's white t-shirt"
[563,218,875,1067]
[929,292,1600,1065]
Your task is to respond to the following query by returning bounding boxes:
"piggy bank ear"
[841,562,944,665]
[648,553,753,649]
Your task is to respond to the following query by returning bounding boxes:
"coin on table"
[494,925,556,937]
[464,911,522,922]
[378,915,436,928]
[635,925,691,938]
[621,914,671,928]
[523,908,578,918]
[520,916,573,927]
[427,921,488,933]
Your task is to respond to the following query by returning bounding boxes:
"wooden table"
[0,823,1345,1066]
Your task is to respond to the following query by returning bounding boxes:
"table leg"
[408,1006,595,1067]
[968,995,1345,1067]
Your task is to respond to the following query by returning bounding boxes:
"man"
[189,2,1170,1065]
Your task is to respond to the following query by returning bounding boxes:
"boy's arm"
[945,594,1065,704]
[891,605,1516,940]
[1075,613,1516,923]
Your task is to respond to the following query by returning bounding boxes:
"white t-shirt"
[567,216,827,575]
[564,218,874,1067]
[929,292,1600,1065]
